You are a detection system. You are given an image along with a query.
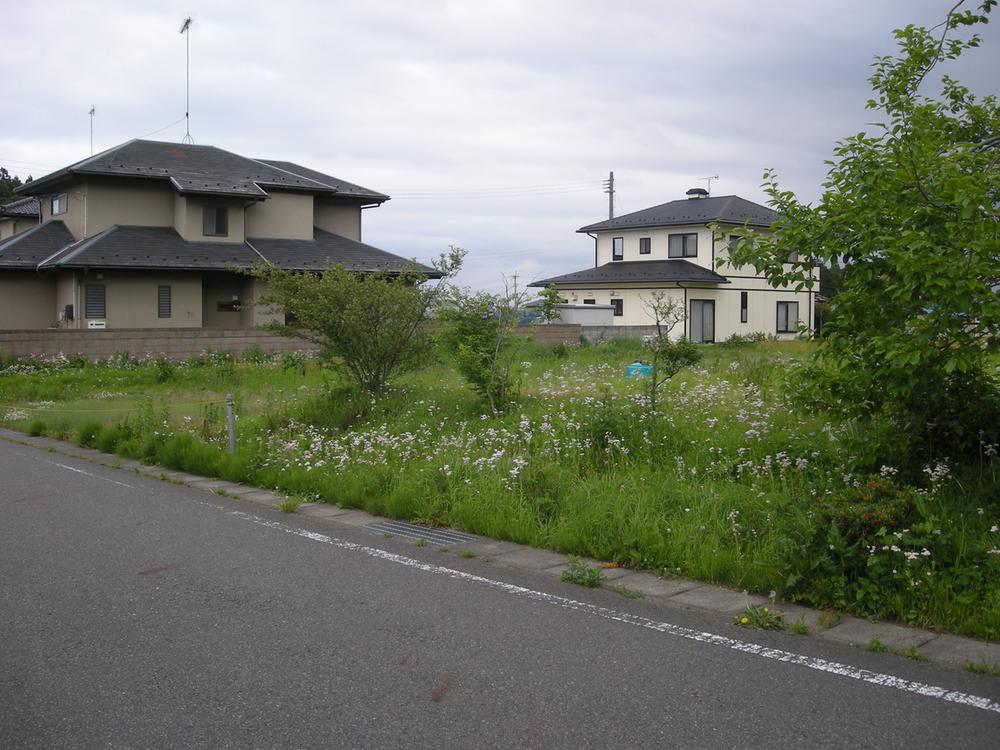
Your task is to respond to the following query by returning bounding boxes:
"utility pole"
[604,171,615,219]
[88,106,95,155]
[180,17,194,144]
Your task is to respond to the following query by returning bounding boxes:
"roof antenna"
[89,105,95,155]
[699,174,719,196]
[179,17,194,144]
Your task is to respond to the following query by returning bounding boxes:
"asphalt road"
[1,439,998,749]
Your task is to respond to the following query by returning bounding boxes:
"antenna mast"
[604,171,615,219]
[180,17,194,144]
[89,106,95,155]
[699,174,719,196]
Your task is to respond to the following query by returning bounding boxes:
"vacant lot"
[2,341,997,638]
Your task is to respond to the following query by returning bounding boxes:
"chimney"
[686,188,709,200]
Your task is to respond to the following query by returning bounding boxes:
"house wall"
[554,284,814,340]
[78,270,202,328]
[173,195,246,244]
[246,191,313,240]
[0,217,39,240]
[314,198,362,240]
[55,273,78,329]
[0,273,57,329]
[201,272,245,328]
[39,180,87,240]
[85,178,175,237]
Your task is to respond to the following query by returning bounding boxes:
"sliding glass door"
[689,299,715,343]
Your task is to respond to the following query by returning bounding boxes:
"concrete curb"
[3,427,999,675]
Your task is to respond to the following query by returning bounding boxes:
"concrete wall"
[314,198,361,240]
[246,191,313,240]
[77,270,202,328]
[173,195,246,244]
[0,328,314,359]
[86,178,174,236]
[552,304,615,326]
[0,273,57,329]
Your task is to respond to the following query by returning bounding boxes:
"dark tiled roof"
[16,140,375,200]
[249,228,440,277]
[255,160,388,202]
[529,259,729,287]
[578,195,777,232]
[38,225,262,270]
[0,220,75,268]
[1,196,40,217]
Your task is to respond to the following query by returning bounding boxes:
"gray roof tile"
[579,195,777,232]
[529,259,729,287]
[0,220,75,268]
[249,228,439,276]
[255,160,388,202]
[1,196,40,218]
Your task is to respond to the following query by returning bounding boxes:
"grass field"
[2,341,998,639]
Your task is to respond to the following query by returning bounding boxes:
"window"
[610,298,623,317]
[777,301,799,333]
[158,286,172,318]
[690,299,715,343]
[612,237,623,261]
[639,237,651,255]
[84,285,106,318]
[668,233,697,258]
[583,298,596,305]
[217,300,240,312]
[203,206,229,237]
[740,291,748,323]
[51,193,67,216]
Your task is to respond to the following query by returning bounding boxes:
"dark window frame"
[639,237,651,255]
[610,298,623,317]
[84,284,106,319]
[668,232,697,258]
[217,300,240,313]
[583,298,596,305]
[612,237,624,261]
[203,205,229,237]
[740,291,748,323]
[776,301,799,333]
[158,285,172,318]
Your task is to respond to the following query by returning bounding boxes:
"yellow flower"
[763,607,769,613]
[740,617,749,624]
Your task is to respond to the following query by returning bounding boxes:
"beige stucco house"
[0,139,436,331]
[530,188,818,342]
[0,196,40,241]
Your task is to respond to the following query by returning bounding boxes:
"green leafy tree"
[0,167,23,205]
[254,247,463,395]
[439,277,529,411]
[535,285,565,323]
[722,1,1000,467]
[641,291,701,409]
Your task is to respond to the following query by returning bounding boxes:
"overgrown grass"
[2,341,998,638]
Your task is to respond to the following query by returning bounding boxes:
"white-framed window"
[777,301,799,333]
[639,237,651,255]
[51,193,68,216]
[203,206,229,237]
[668,233,697,258]
[611,298,623,317]
[612,237,623,261]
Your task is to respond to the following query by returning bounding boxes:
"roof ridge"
[0,218,53,253]
[40,224,118,269]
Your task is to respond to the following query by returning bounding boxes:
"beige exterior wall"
[78,271,202,328]
[56,273,78,329]
[201,272,245,328]
[0,217,39,240]
[314,198,361,240]
[85,178,174,236]
[173,195,246,244]
[0,273,57,329]
[554,284,815,340]
[39,180,87,240]
[242,279,283,327]
[246,191,313,240]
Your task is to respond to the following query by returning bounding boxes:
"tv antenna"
[89,105,95,155]
[699,174,719,195]
[179,17,194,144]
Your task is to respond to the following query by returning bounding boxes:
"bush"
[76,420,103,448]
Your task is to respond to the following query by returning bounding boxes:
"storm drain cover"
[366,520,477,546]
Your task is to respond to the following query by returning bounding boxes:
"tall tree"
[0,167,23,205]
[723,1,1000,467]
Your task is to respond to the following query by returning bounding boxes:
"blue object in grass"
[626,361,654,379]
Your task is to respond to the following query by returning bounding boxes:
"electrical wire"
[135,115,188,141]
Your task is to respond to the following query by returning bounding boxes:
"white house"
[530,188,818,342]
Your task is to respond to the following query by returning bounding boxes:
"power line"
[388,179,602,197]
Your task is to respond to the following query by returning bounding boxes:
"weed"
[438,547,450,552]
[212,487,230,497]
[787,616,810,635]
[414,538,427,547]
[383,532,393,538]
[26,419,46,436]
[278,497,302,513]
[868,638,890,654]
[902,646,926,661]
[560,556,603,588]
[735,605,785,631]
[818,611,843,630]
[607,582,644,599]
[964,660,1000,677]
[459,549,476,558]
[869,639,926,661]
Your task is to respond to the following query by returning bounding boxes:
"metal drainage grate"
[366,520,477,546]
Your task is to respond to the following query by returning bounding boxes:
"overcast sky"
[3,1,997,290]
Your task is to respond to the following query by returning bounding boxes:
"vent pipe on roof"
[686,188,709,200]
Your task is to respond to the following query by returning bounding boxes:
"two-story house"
[0,139,436,331]
[0,196,40,240]
[529,188,817,342]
